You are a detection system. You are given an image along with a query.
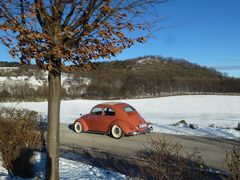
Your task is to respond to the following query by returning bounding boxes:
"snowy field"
[1,95,240,140]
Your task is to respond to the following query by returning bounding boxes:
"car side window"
[104,108,115,116]
[91,107,103,115]
[124,106,136,112]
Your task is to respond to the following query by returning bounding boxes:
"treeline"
[0,61,20,67]
[0,56,240,101]
[0,84,49,102]
[79,56,240,99]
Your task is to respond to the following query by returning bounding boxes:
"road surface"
[60,123,239,171]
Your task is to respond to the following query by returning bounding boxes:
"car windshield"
[124,106,136,112]
[91,107,102,115]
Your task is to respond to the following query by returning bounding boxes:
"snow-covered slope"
[1,95,240,139]
[0,67,90,99]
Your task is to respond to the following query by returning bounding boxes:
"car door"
[87,107,103,131]
[100,107,116,132]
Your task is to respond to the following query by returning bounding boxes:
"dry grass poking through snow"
[226,146,240,180]
[133,136,211,179]
[130,136,240,179]
[0,107,44,178]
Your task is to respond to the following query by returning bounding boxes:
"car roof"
[100,102,122,105]
[97,102,130,108]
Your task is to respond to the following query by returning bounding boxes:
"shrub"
[134,136,207,179]
[226,146,240,180]
[0,107,43,178]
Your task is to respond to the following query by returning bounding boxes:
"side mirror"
[80,113,82,117]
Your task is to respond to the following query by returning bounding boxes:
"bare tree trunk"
[46,70,61,180]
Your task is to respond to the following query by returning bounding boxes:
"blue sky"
[113,0,240,77]
[0,0,240,77]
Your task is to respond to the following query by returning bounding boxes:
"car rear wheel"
[111,125,123,139]
[74,121,82,133]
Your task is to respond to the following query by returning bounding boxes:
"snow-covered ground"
[0,152,127,180]
[1,95,240,140]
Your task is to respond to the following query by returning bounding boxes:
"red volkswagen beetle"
[72,102,152,139]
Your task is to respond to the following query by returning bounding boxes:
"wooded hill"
[78,56,240,99]
[0,56,240,101]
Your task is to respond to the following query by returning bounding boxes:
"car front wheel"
[111,125,123,139]
[74,121,82,133]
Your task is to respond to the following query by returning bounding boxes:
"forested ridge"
[78,56,240,99]
[0,55,240,101]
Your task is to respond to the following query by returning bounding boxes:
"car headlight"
[138,123,147,129]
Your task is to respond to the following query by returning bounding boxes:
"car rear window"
[124,106,136,112]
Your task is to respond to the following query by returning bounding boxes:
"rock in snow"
[172,120,188,126]
[237,123,240,131]
[189,124,199,129]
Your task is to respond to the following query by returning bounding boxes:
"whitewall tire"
[74,121,83,133]
[111,125,123,139]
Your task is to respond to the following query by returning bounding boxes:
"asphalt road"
[60,123,239,171]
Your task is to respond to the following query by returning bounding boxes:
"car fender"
[74,118,89,132]
[109,119,134,134]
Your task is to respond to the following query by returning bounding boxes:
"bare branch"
[71,0,99,31]
[62,0,76,28]
[0,1,18,24]
[34,0,51,27]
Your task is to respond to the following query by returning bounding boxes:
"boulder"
[237,123,240,131]
[209,124,215,128]
[173,120,188,126]
[189,124,199,129]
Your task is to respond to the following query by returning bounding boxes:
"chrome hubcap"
[114,127,120,134]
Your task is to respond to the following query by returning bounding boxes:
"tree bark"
[46,70,61,180]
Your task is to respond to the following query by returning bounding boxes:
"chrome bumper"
[128,126,153,136]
